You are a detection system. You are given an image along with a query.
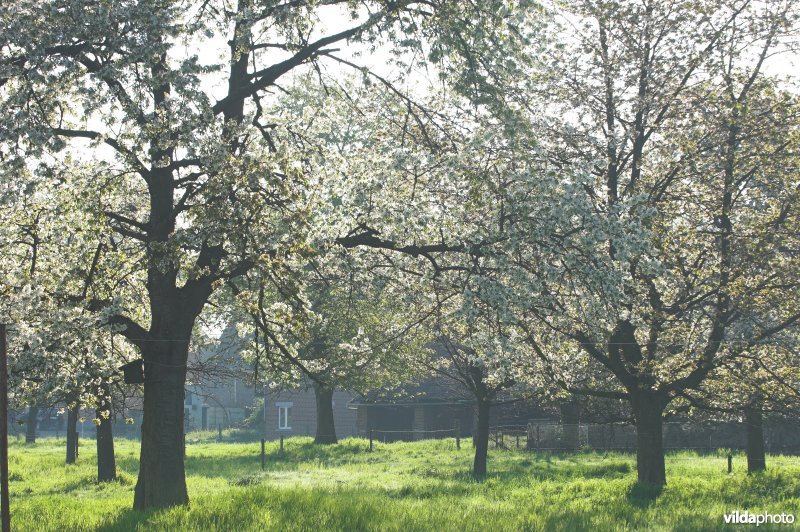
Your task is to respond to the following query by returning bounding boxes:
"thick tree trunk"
[473,400,490,477]
[313,384,337,444]
[632,393,666,488]
[129,46,212,507]
[560,399,580,450]
[66,402,79,464]
[96,395,117,482]
[133,340,189,509]
[25,405,38,444]
[745,406,766,473]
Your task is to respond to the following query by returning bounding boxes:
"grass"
[7,435,800,531]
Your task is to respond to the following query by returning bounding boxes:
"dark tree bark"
[66,402,79,464]
[25,405,38,444]
[632,392,667,488]
[96,392,117,482]
[473,400,490,477]
[133,339,190,509]
[313,383,337,444]
[745,406,766,473]
[129,109,207,507]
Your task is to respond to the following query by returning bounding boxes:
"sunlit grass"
[7,436,800,531]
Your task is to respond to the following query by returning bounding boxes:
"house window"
[277,402,292,430]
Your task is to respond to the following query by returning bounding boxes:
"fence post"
[369,429,374,452]
[279,435,284,455]
[1,324,11,532]
[536,424,540,448]
[516,433,520,449]
[727,454,732,474]
[217,424,222,442]
[261,439,265,470]
[499,431,504,449]
[455,420,461,450]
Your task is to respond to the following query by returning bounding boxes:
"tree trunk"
[745,406,766,473]
[133,341,189,509]
[66,402,79,464]
[473,400,490,477]
[313,384,337,444]
[96,393,117,482]
[25,405,38,444]
[128,53,211,507]
[632,392,666,488]
[560,399,580,450]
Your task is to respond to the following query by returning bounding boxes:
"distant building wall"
[262,388,358,441]
[201,406,248,430]
[355,403,473,441]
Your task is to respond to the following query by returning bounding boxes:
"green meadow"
[7,436,800,531]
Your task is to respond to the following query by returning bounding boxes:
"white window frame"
[277,402,292,430]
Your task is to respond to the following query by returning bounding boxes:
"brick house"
[350,369,558,442]
[182,329,543,441]
[351,377,475,441]
[261,386,359,441]
[184,324,255,431]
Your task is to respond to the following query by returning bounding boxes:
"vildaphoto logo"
[723,511,795,526]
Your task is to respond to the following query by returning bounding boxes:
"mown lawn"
[6,435,800,531]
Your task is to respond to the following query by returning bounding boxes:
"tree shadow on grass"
[439,458,630,485]
[180,440,639,486]
[626,481,663,508]
[180,439,396,480]
[90,487,400,532]
[42,471,135,497]
[95,507,160,532]
[91,484,505,531]
[540,509,599,531]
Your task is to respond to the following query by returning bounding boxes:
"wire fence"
[353,421,800,455]
[522,422,800,454]
[360,428,463,450]
[488,425,528,450]
[170,423,800,476]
